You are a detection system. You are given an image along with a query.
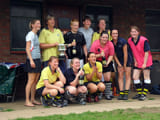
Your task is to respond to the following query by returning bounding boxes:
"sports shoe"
[40,96,48,107]
[132,94,141,99]
[94,95,99,102]
[105,95,112,100]
[63,99,68,107]
[139,94,146,101]
[123,94,128,100]
[117,94,124,100]
[79,98,86,105]
[52,99,63,108]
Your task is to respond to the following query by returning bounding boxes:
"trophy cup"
[58,44,66,60]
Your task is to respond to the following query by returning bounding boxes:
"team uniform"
[64,31,86,68]
[112,37,133,67]
[83,61,103,85]
[128,35,153,100]
[112,37,133,99]
[36,66,65,107]
[25,31,41,73]
[90,39,114,99]
[36,66,60,95]
[64,68,87,104]
[83,61,104,101]
[90,39,115,73]
[39,28,66,73]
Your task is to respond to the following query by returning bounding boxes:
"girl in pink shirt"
[128,26,152,101]
[90,31,114,100]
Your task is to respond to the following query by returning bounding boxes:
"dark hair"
[97,18,106,31]
[48,56,58,65]
[100,31,108,37]
[82,16,91,22]
[111,28,119,34]
[46,15,55,23]
[87,52,95,59]
[98,18,106,24]
[29,19,40,30]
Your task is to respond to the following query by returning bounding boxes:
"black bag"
[150,84,160,95]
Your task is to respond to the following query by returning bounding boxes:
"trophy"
[58,44,66,60]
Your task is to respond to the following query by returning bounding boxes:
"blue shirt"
[64,68,77,86]
[112,37,133,66]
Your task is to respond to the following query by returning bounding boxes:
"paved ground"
[0,93,160,120]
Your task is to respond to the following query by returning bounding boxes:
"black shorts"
[103,62,114,73]
[84,81,100,87]
[36,86,45,96]
[133,65,152,70]
[25,59,41,73]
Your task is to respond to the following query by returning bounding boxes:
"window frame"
[145,9,160,53]
[10,1,42,53]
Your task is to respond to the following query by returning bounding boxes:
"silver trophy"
[58,44,66,60]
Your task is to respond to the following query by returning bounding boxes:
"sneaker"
[63,99,68,107]
[110,95,114,98]
[87,96,92,103]
[98,92,103,100]
[123,94,128,100]
[105,95,112,100]
[132,94,141,99]
[79,98,86,105]
[139,94,146,101]
[94,95,99,102]
[117,94,124,100]
[52,99,63,108]
[40,96,48,107]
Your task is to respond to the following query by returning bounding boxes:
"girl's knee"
[78,86,87,93]
[88,85,98,93]
[68,87,77,95]
[50,89,58,96]
[98,84,105,92]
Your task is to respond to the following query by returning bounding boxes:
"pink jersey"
[128,36,152,68]
[90,40,114,61]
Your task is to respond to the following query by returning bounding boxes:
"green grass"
[148,98,155,100]
[1,108,14,112]
[15,109,160,120]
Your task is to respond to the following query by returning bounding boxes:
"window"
[85,5,112,31]
[11,2,41,52]
[145,10,160,52]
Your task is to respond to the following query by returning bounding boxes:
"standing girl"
[128,26,153,101]
[25,19,41,106]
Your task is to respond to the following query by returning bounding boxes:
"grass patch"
[123,100,132,102]
[1,108,14,112]
[15,109,160,120]
[148,98,155,100]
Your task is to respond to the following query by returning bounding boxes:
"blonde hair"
[130,26,140,33]
[70,19,79,25]
[70,57,80,67]
[29,19,39,30]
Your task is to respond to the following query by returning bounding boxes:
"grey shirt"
[26,31,41,59]
[79,27,94,51]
